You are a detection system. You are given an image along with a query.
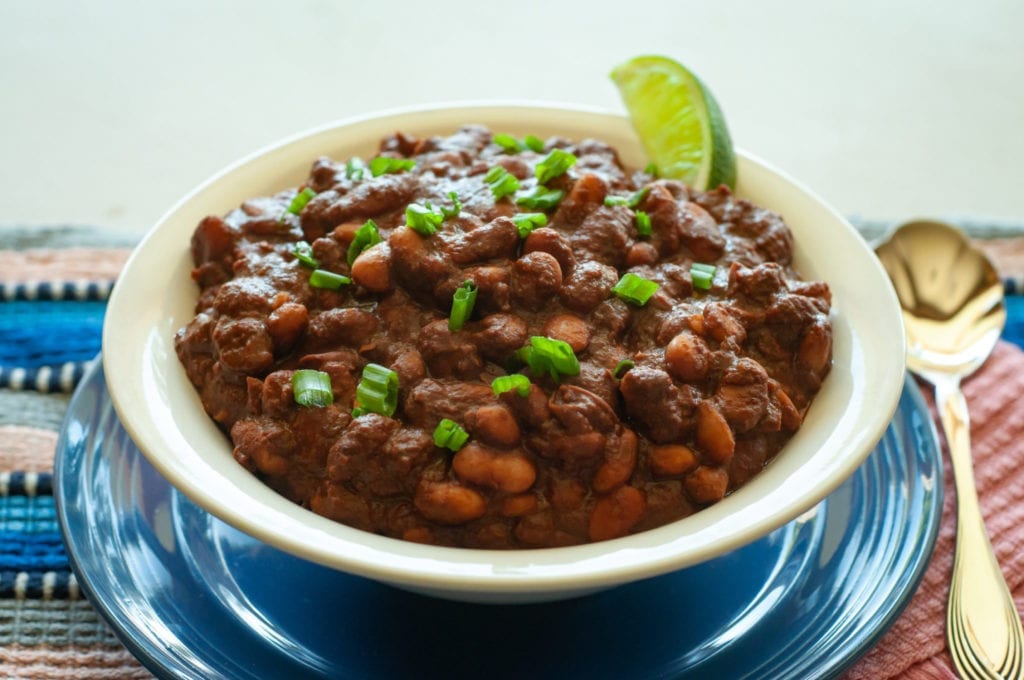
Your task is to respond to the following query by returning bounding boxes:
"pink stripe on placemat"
[844,340,1024,678]
[0,646,150,679]
[0,427,57,473]
[0,249,131,284]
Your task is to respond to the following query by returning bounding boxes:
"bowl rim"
[103,101,906,595]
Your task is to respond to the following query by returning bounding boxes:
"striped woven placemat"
[0,222,1021,679]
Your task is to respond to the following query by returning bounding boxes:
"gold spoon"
[876,220,1021,679]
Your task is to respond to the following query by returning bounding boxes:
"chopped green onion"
[644,162,660,177]
[512,212,548,238]
[690,263,716,291]
[523,134,545,152]
[405,202,445,236]
[448,280,478,331]
[603,187,650,209]
[535,149,577,184]
[346,219,382,266]
[345,157,368,180]
[309,269,352,290]
[612,359,635,379]
[355,363,399,417]
[515,186,565,211]
[441,191,462,219]
[517,336,580,382]
[292,369,333,407]
[635,211,652,237]
[433,418,470,451]
[603,195,630,207]
[491,374,531,397]
[292,240,320,269]
[369,156,415,177]
[282,187,316,220]
[493,133,522,153]
[485,166,521,200]
[611,272,660,306]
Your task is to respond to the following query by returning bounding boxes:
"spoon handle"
[935,379,1024,680]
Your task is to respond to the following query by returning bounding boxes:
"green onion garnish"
[644,162,659,177]
[347,219,382,266]
[523,134,545,152]
[448,280,478,331]
[285,187,316,216]
[690,263,717,291]
[517,336,580,382]
[345,157,368,180]
[355,363,399,417]
[293,240,319,268]
[535,149,577,184]
[492,374,531,397]
[512,212,548,238]
[405,202,445,236]
[433,418,470,452]
[611,272,660,306]
[603,195,629,207]
[310,269,352,289]
[635,211,652,237]
[493,133,522,153]
[441,191,462,219]
[485,166,521,200]
[515,186,565,211]
[292,369,333,407]
[603,187,650,209]
[369,156,416,177]
[612,359,635,379]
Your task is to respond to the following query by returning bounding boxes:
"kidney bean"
[523,228,575,276]
[696,401,736,464]
[649,444,699,477]
[588,485,646,542]
[542,313,591,352]
[452,444,536,494]
[414,481,487,525]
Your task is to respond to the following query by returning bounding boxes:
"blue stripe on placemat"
[1006,294,1024,349]
[0,531,67,571]
[0,300,107,367]
[0,496,58,535]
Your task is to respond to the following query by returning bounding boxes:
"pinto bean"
[626,242,659,267]
[593,428,638,493]
[588,485,646,542]
[414,481,487,525]
[798,317,832,374]
[649,444,699,477]
[266,302,308,354]
[523,227,575,276]
[501,494,538,517]
[776,387,803,430]
[664,331,710,382]
[351,243,393,292]
[466,404,521,448]
[685,465,729,504]
[696,401,736,464]
[452,444,537,493]
[213,317,274,374]
[703,303,747,345]
[445,216,519,264]
[511,251,563,310]
[542,314,591,352]
[472,313,528,363]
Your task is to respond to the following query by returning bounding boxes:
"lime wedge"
[610,55,736,191]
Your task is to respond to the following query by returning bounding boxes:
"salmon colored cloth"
[845,340,1024,678]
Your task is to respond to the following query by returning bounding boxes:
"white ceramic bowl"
[102,103,905,604]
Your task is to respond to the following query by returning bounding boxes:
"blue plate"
[55,362,942,679]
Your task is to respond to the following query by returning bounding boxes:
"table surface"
[2,0,1022,240]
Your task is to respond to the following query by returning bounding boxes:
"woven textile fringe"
[0,281,113,302]
[0,361,97,395]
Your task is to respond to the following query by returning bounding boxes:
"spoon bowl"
[876,219,1021,680]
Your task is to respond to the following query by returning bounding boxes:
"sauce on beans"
[175,126,832,548]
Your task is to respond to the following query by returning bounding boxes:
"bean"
[548,477,587,510]
[466,404,522,448]
[696,401,735,464]
[213,317,274,374]
[266,302,308,354]
[798,318,832,373]
[523,228,575,276]
[542,431,607,461]
[414,481,487,525]
[511,251,563,310]
[331,220,363,245]
[452,444,537,493]
[664,331,710,382]
[703,303,747,345]
[776,387,803,430]
[351,243,393,292]
[685,465,729,504]
[472,313,528,362]
[593,428,638,493]
[501,494,538,517]
[649,444,699,477]
[542,313,591,352]
[446,216,519,264]
[588,485,646,542]
[626,242,659,267]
